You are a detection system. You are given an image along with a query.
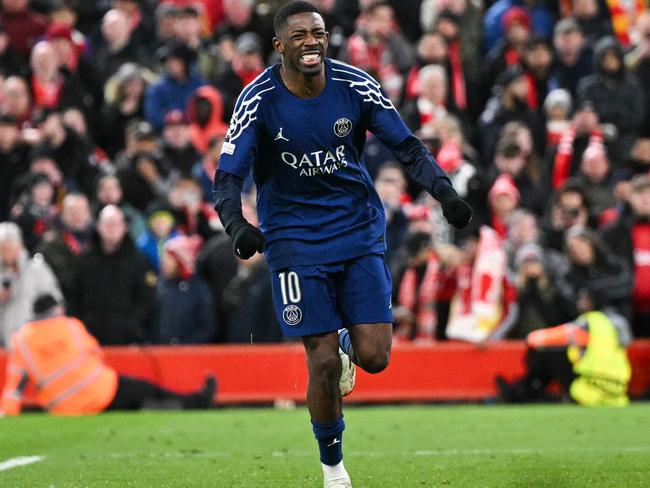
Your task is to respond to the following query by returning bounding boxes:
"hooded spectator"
[151,234,216,344]
[187,85,228,153]
[577,36,646,162]
[144,41,206,131]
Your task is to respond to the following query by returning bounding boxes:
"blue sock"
[312,416,345,466]
[338,329,353,357]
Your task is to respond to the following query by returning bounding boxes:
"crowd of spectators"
[0,0,649,347]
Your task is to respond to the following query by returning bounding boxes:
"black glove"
[442,196,473,229]
[229,220,265,259]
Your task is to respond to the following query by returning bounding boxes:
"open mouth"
[299,51,322,67]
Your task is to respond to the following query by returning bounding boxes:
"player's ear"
[273,36,284,55]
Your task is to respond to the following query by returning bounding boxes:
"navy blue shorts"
[271,254,393,337]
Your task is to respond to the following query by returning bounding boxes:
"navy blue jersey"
[218,59,415,271]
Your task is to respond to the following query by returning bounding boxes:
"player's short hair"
[274,1,321,36]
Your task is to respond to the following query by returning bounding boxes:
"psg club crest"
[334,118,352,137]
[283,305,302,326]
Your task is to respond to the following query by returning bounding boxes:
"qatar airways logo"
[281,145,349,177]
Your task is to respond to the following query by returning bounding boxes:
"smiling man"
[213,2,472,486]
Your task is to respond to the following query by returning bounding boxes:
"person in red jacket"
[0,294,216,416]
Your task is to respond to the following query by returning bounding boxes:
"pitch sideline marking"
[0,456,44,472]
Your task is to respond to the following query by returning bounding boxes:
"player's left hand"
[442,196,472,229]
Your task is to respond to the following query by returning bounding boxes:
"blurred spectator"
[113,0,155,52]
[151,234,216,344]
[420,0,483,82]
[187,85,228,153]
[93,173,147,241]
[0,221,62,346]
[220,249,281,343]
[494,127,547,215]
[483,0,554,55]
[94,9,150,84]
[488,173,520,238]
[35,192,93,301]
[433,11,470,115]
[542,182,590,251]
[571,0,614,46]
[490,243,573,339]
[29,40,87,112]
[478,65,543,165]
[503,208,539,272]
[392,231,458,342]
[481,7,532,104]
[136,208,178,273]
[116,120,177,212]
[549,100,604,189]
[99,63,152,158]
[32,108,97,195]
[374,162,410,265]
[0,75,32,125]
[574,143,616,219]
[144,40,205,131]
[211,31,264,119]
[71,205,155,345]
[551,18,593,98]
[0,294,216,415]
[403,32,449,101]
[626,12,650,134]
[558,226,633,319]
[602,175,650,337]
[192,135,223,202]
[496,288,632,406]
[543,88,572,146]
[577,36,645,162]
[521,36,554,113]
[214,0,275,61]
[0,0,48,59]
[0,114,29,220]
[345,1,415,103]
[168,178,220,241]
[0,21,23,75]
[11,172,57,251]
[153,2,180,49]
[160,109,201,176]
[401,64,451,134]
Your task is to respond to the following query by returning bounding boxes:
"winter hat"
[502,7,531,31]
[488,174,521,207]
[543,89,572,114]
[514,243,544,270]
[164,234,203,280]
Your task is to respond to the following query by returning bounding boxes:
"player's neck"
[279,64,326,99]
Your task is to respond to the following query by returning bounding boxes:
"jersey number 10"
[279,271,302,305]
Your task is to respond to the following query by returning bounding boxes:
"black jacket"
[71,233,155,345]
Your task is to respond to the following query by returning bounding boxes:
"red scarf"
[524,71,538,110]
[396,250,441,340]
[447,40,467,110]
[31,75,63,109]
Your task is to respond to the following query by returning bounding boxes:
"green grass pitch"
[1,404,649,487]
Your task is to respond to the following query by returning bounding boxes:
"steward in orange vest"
[1,295,216,415]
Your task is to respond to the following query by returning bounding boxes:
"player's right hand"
[230,220,265,259]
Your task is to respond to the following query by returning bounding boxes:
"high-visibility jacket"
[0,315,118,415]
[569,311,631,407]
